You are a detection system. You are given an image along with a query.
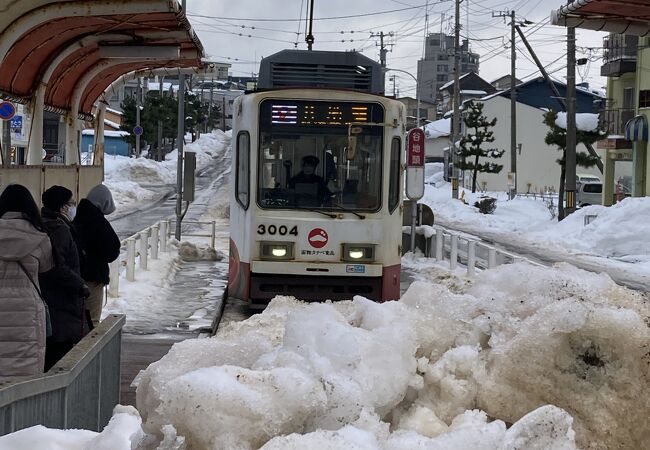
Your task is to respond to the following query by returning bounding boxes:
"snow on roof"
[423,118,451,139]
[439,72,471,91]
[554,112,600,132]
[82,129,130,137]
[104,118,121,130]
[106,107,123,116]
[460,90,487,95]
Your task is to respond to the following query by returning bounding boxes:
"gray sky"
[187,0,606,95]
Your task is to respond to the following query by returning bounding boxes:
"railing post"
[488,247,497,269]
[151,225,159,260]
[435,227,444,261]
[126,238,136,282]
[449,234,458,270]
[467,241,476,277]
[211,221,216,249]
[139,230,149,271]
[108,259,119,297]
[160,220,168,253]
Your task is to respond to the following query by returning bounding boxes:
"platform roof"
[551,0,650,36]
[0,0,204,117]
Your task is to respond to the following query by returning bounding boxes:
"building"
[491,75,522,91]
[437,72,496,114]
[416,33,480,104]
[396,97,437,129]
[552,0,650,205]
[460,95,603,193]
[423,118,451,162]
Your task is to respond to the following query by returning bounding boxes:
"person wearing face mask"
[288,155,330,206]
[39,185,91,370]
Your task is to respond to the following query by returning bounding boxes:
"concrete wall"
[425,137,447,160]
[463,96,602,193]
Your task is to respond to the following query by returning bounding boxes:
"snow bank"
[178,241,223,261]
[423,118,451,139]
[133,262,648,449]
[0,406,143,450]
[104,130,230,211]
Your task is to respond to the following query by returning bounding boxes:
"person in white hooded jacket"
[0,184,54,377]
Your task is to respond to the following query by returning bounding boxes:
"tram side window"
[236,131,250,209]
[388,137,401,213]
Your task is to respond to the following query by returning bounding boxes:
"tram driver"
[289,155,330,206]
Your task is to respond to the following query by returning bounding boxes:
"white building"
[423,118,450,162]
[462,95,603,193]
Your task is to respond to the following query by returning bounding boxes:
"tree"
[457,101,505,193]
[543,110,602,220]
[120,91,221,159]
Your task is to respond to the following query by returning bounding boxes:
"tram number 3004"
[257,224,299,236]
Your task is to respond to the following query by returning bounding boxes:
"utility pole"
[1,120,10,166]
[222,96,226,132]
[371,31,394,68]
[175,0,187,240]
[565,11,577,217]
[208,77,214,133]
[157,76,163,161]
[493,10,517,199]
[516,25,603,174]
[451,0,461,199]
[135,77,141,158]
[306,0,315,50]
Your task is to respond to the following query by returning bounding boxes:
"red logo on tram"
[308,228,328,248]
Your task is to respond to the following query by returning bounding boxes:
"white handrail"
[108,219,217,298]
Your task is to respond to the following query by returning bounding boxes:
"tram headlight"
[342,244,375,262]
[260,241,294,261]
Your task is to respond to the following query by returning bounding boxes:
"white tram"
[228,50,406,306]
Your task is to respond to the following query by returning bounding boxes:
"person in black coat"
[73,184,120,327]
[39,185,90,371]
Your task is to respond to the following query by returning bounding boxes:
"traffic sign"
[406,128,425,200]
[133,125,144,136]
[0,101,16,121]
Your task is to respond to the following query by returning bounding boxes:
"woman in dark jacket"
[39,185,90,371]
[73,184,120,327]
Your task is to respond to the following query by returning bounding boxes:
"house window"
[429,39,440,47]
[623,88,635,109]
[236,131,250,209]
[388,137,401,213]
[639,90,650,108]
[437,74,448,82]
[437,65,448,72]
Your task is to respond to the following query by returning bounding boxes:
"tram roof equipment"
[257,50,385,95]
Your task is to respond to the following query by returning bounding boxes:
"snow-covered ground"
[4,261,647,449]
[423,163,650,280]
[104,130,231,213]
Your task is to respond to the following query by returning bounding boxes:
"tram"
[228,50,406,307]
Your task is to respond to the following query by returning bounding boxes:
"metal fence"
[408,225,543,277]
[0,315,125,436]
[108,219,217,297]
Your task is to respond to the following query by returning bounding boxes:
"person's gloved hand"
[80,284,91,299]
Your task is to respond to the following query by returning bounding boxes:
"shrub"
[474,196,497,214]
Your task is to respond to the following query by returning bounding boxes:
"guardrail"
[108,219,216,298]
[0,315,125,436]
[408,225,543,277]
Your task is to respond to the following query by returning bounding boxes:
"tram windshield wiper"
[329,203,366,220]
[296,207,338,218]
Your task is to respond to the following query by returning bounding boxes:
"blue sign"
[133,125,144,136]
[0,101,16,121]
[10,115,22,133]
[346,265,366,274]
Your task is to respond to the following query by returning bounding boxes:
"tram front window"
[257,100,384,212]
[258,133,382,211]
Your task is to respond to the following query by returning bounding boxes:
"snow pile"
[0,406,144,450]
[104,130,230,211]
[423,118,451,139]
[133,262,649,449]
[178,241,223,261]
[555,112,601,133]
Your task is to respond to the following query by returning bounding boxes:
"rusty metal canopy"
[552,0,650,36]
[0,0,204,116]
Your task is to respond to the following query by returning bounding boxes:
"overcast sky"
[187,0,607,95]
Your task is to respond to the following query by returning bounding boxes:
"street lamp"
[385,68,420,255]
